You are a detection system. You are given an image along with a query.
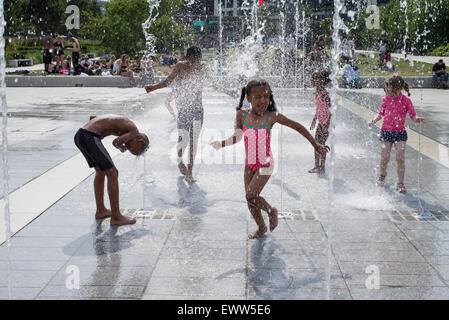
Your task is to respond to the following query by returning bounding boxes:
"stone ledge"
[6,75,132,88]
[5,75,436,88]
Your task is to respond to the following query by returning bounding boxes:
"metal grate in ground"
[389,210,449,222]
[123,208,177,220]
[278,209,318,221]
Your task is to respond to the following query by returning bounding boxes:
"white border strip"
[0,137,119,245]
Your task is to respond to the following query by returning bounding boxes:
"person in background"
[67,37,80,67]
[342,60,361,89]
[341,36,352,63]
[132,55,142,73]
[80,55,91,68]
[119,54,136,87]
[377,38,387,69]
[54,36,65,72]
[43,31,53,74]
[113,55,121,75]
[108,55,116,71]
[61,55,73,74]
[432,59,448,89]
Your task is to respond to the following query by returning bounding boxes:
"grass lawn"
[355,53,433,77]
[6,48,434,79]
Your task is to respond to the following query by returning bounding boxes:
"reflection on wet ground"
[1,88,449,299]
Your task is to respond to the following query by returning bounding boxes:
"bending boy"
[74,115,149,225]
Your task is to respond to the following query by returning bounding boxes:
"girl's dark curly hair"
[312,69,332,87]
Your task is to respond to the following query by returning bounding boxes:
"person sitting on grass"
[119,54,136,87]
[342,60,361,89]
[74,115,149,226]
[61,56,73,74]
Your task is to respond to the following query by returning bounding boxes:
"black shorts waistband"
[77,128,101,139]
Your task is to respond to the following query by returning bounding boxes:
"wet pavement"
[1,87,449,299]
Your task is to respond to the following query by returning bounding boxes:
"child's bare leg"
[310,124,327,173]
[104,167,136,226]
[177,144,187,175]
[244,167,267,238]
[94,167,111,219]
[177,131,188,176]
[245,168,278,232]
[318,123,330,170]
[248,206,267,239]
[395,141,406,184]
[380,141,393,177]
[185,140,196,183]
[185,123,201,183]
[165,96,176,120]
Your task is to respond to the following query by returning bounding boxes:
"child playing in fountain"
[309,69,332,173]
[74,115,149,225]
[145,46,237,183]
[210,78,330,239]
[368,75,425,193]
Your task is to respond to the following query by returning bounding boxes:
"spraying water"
[326,0,346,300]
[142,0,160,59]
[0,0,12,300]
[141,0,161,209]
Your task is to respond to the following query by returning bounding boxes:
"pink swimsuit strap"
[242,111,273,172]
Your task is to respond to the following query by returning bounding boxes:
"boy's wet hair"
[237,77,277,112]
[186,46,202,60]
[384,75,411,96]
[312,69,332,87]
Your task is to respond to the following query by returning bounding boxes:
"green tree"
[82,0,194,56]
[350,0,449,54]
[4,0,102,36]
[5,0,66,36]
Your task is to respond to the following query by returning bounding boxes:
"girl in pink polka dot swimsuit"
[369,75,426,193]
[211,78,330,239]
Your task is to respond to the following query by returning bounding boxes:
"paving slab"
[1,87,449,300]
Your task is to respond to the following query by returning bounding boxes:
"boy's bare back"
[83,115,138,139]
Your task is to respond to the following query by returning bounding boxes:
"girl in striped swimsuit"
[211,78,330,239]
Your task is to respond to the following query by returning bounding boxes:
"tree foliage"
[4,0,101,36]
[349,0,449,54]
[81,0,195,56]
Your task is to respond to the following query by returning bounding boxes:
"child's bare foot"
[185,174,197,183]
[248,225,267,239]
[110,214,136,226]
[268,207,278,232]
[377,174,386,187]
[308,167,322,173]
[178,162,187,176]
[95,209,111,219]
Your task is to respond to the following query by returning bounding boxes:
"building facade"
[174,0,393,48]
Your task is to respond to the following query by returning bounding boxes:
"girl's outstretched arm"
[211,110,245,150]
[413,116,426,123]
[368,115,382,126]
[275,113,330,154]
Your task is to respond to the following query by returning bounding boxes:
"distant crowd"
[42,32,185,87]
